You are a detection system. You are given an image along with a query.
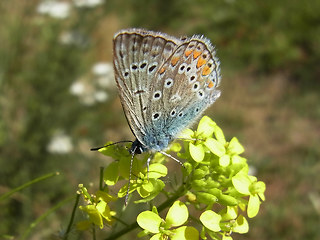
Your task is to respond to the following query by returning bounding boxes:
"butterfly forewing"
[113,29,182,149]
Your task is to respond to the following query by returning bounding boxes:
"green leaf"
[228,137,244,155]
[197,116,216,138]
[232,173,252,195]
[247,194,260,218]
[166,201,188,227]
[205,138,226,157]
[147,163,168,179]
[172,226,199,240]
[219,154,230,167]
[189,142,205,162]
[200,210,221,232]
[233,215,249,233]
[137,211,162,233]
[104,161,119,185]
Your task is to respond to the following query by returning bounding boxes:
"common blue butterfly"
[96,29,221,204]
[113,28,221,155]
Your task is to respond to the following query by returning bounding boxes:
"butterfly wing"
[113,29,183,149]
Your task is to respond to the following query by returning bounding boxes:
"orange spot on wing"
[202,65,212,76]
[208,81,215,89]
[197,56,206,68]
[159,67,166,74]
[171,56,180,66]
[185,49,193,57]
[193,50,201,59]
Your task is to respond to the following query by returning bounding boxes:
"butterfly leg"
[125,147,137,205]
[159,151,185,168]
[146,154,153,180]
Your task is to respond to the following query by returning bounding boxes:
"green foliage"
[78,116,266,239]
[119,0,320,87]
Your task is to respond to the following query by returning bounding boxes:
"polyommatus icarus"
[106,28,221,204]
[113,28,221,154]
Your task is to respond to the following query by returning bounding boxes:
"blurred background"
[0,0,319,239]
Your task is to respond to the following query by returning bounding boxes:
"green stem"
[20,195,75,240]
[0,172,60,201]
[92,224,96,240]
[63,193,80,240]
[99,167,104,190]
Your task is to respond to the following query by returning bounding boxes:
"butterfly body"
[113,28,221,154]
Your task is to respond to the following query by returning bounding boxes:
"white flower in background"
[59,31,76,45]
[94,90,108,102]
[248,165,257,176]
[92,62,115,89]
[92,62,113,76]
[74,0,105,8]
[70,80,85,96]
[37,1,71,19]
[81,95,96,106]
[47,131,73,154]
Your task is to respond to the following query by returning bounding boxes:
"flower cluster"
[77,116,266,239]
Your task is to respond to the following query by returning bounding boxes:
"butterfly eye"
[152,112,161,120]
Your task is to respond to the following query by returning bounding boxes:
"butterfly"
[94,28,221,204]
[113,28,221,156]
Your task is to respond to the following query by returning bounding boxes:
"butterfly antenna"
[159,151,185,168]
[125,145,137,205]
[90,140,133,151]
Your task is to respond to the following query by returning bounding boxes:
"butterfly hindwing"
[150,36,221,139]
